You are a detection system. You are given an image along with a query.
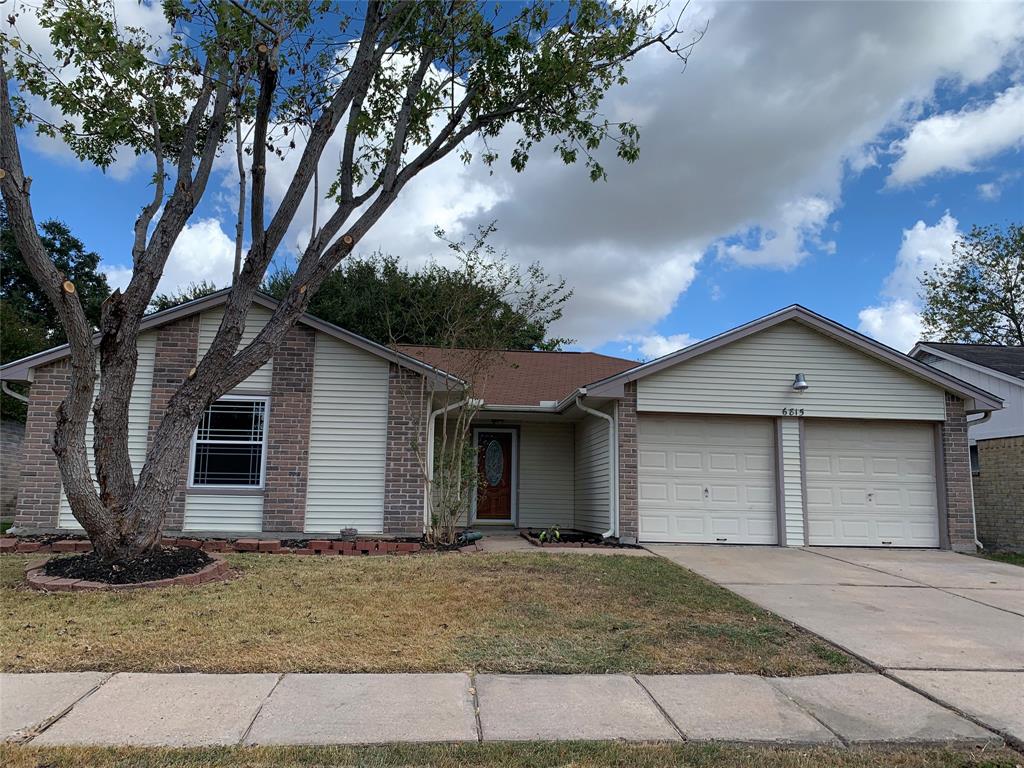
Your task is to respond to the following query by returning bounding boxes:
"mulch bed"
[521,529,641,549]
[43,546,213,585]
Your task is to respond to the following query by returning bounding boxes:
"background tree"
[1,0,697,561]
[1,201,110,420]
[920,222,1024,346]
[264,224,573,350]
[149,280,221,313]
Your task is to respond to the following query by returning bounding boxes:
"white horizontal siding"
[197,305,273,391]
[59,333,157,530]
[780,417,805,546]
[518,422,574,529]
[304,332,389,534]
[924,357,1023,442]
[638,320,946,420]
[573,409,611,534]
[183,494,263,533]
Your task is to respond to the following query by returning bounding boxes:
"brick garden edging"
[25,554,230,592]
[1,536,422,557]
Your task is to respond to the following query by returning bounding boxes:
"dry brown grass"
[1,743,1019,768]
[1,552,858,675]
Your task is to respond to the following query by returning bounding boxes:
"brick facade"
[382,364,428,536]
[941,394,975,552]
[261,324,315,532]
[148,316,200,530]
[14,360,70,529]
[617,381,639,542]
[973,435,1024,552]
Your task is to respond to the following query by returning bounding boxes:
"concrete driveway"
[647,544,1024,746]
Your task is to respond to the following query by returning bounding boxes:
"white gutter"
[424,397,483,529]
[575,390,618,539]
[966,410,994,551]
[1,382,28,403]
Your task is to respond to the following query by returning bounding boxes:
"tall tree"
[264,225,573,350]
[1,0,698,561]
[149,281,221,313]
[920,222,1024,346]
[1,201,110,419]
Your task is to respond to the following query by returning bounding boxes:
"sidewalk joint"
[468,671,483,743]
[632,675,686,742]
[19,672,114,745]
[239,672,284,746]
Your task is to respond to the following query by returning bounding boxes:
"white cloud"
[857,213,960,351]
[28,0,1024,349]
[105,218,236,296]
[888,85,1024,186]
[626,332,701,360]
[717,197,835,269]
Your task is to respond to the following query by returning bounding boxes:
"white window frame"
[187,394,270,490]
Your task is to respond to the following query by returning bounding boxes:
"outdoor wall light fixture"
[792,373,809,392]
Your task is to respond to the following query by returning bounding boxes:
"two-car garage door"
[638,415,940,547]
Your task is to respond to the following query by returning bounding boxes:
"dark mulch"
[43,547,213,584]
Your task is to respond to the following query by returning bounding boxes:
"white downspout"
[423,397,482,530]
[576,391,618,539]
[966,410,994,551]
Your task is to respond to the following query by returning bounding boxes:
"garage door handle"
[703,487,710,499]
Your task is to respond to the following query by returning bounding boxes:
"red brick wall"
[617,381,639,542]
[383,364,427,536]
[941,394,975,552]
[973,435,1024,553]
[14,360,70,530]
[148,316,200,530]
[262,324,315,532]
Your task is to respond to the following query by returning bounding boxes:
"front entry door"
[475,430,514,522]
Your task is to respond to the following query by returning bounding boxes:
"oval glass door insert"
[484,440,504,486]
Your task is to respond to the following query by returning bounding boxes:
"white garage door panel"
[805,421,939,548]
[639,415,777,544]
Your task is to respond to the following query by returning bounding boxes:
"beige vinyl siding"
[197,305,273,391]
[183,494,263,533]
[304,332,389,534]
[779,417,805,546]
[573,409,611,534]
[59,333,157,530]
[518,422,574,528]
[638,320,946,420]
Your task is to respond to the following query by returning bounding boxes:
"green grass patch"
[1,743,1019,768]
[981,552,1024,568]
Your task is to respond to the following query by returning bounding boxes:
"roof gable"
[0,289,458,386]
[586,305,1003,413]
[911,343,1024,384]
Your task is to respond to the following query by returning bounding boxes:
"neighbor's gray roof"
[914,343,1024,382]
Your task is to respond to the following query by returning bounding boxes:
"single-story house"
[911,342,1023,552]
[1,290,1003,552]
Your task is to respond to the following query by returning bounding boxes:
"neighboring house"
[0,292,1003,552]
[910,343,1024,552]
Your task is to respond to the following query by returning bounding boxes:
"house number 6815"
[782,408,805,416]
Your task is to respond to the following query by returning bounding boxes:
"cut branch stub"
[62,280,76,295]
[187,366,198,379]
[342,234,354,245]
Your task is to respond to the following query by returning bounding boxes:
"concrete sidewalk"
[0,671,1006,748]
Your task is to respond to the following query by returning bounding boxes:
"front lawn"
[2,744,1019,768]
[0,551,857,675]
[981,552,1024,568]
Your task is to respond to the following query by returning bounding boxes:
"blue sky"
[12,1,1024,360]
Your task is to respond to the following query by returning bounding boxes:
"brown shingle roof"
[395,345,639,406]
